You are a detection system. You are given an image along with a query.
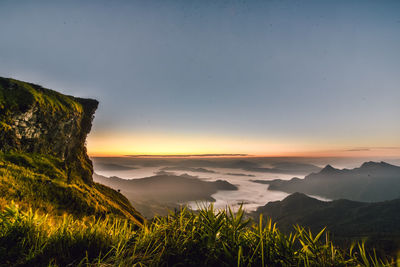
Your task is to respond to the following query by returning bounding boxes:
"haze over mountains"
[92,155,400,253]
[254,161,400,202]
[92,157,328,213]
[93,157,324,176]
[93,156,400,221]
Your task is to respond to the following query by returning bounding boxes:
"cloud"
[126,154,249,158]
[346,148,371,152]
[161,167,216,173]
[346,147,400,152]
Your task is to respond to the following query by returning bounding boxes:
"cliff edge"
[0,77,98,183]
[0,77,144,224]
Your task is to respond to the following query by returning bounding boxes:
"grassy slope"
[0,151,144,225]
[0,77,83,142]
[0,77,83,117]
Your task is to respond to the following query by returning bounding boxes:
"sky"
[0,0,399,156]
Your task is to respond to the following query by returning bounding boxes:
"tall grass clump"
[0,203,395,266]
[0,202,135,266]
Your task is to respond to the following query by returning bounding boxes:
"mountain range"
[253,161,400,202]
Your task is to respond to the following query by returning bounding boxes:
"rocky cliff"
[0,77,98,183]
[0,77,144,224]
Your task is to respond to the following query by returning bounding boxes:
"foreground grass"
[1,203,397,266]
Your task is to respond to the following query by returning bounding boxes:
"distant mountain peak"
[360,161,390,168]
[319,164,338,174]
[284,192,310,200]
[278,193,322,207]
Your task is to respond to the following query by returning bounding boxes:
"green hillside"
[0,151,144,224]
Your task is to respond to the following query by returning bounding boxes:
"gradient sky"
[1,0,399,156]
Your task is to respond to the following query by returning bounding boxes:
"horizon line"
[89,153,400,159]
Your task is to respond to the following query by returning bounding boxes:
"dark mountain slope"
[253,193,400,255]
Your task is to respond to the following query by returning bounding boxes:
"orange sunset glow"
[87,132,400,158]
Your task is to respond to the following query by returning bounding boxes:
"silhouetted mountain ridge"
[252,161,400,202]
[319,164,341,175]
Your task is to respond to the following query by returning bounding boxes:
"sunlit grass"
[0,151,145,226]
[0,77,83,115]
[0,202,395,266]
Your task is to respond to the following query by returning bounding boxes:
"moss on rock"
[0,77,98,183]
[0,77,144,225]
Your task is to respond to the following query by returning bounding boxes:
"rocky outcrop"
[0,77,98,183]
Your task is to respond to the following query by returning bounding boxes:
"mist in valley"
[92,156,400,217]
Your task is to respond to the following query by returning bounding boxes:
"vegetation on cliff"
[0,77,98,183]
[0,77,144,224]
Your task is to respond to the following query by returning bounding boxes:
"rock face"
[0,77,98,183]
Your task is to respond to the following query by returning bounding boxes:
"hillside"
[253,161,400,202]
[252,193,400,255]
[0,77,144,224]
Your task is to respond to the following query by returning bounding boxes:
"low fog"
[92,156,400,218]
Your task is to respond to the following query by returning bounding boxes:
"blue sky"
[1,0,399,155]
